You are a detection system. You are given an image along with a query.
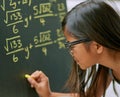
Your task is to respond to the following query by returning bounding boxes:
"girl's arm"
[27,70,78,97]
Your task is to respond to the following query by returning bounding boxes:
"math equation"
[0,0,67,63]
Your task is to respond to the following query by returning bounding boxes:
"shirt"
[105,81,120,97]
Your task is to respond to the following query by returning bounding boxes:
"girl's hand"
[27,70,52,97]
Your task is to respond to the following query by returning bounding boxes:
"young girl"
[27,0,120,97]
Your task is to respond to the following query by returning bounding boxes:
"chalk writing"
[4,9,23,26]
[1,0,67,62]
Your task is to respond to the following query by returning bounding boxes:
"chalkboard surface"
[0,0,72,97]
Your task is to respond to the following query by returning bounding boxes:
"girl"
[27,0,120,97]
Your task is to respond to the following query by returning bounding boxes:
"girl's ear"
[92,41,104,54]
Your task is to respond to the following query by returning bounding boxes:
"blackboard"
[0,0,72,97]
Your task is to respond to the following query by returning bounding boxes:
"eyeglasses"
[65,39,91,49]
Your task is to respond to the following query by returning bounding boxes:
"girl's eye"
[70,45,74,50]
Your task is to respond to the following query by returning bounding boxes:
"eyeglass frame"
[65,38,91,49]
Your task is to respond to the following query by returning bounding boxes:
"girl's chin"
[78,64,87,70]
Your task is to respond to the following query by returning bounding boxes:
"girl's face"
[64,27,100,70]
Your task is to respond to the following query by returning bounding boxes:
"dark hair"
[62,0,120,97]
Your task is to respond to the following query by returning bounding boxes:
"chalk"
[25,74,31,78]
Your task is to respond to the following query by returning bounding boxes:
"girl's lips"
[73,56,80,65]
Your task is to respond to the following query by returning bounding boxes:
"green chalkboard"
[0,0,72,97]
